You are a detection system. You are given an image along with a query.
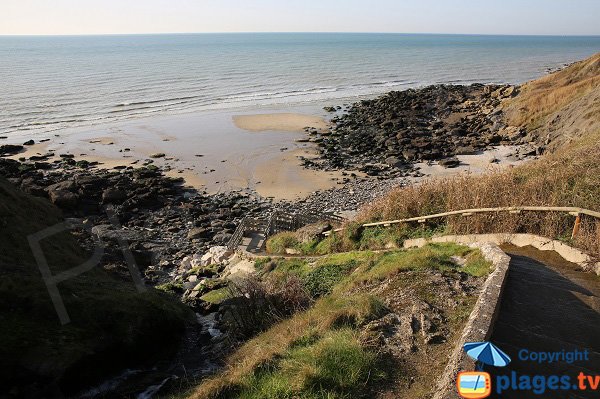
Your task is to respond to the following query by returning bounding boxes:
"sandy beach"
[5,108,349,200]
[233,113,329,133]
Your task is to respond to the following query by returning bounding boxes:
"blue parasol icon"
[464,341,511,368]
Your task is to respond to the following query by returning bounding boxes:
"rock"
[200,252,214,267]
[188,227,211,240]
[455,146,477,155]
[323,106,336,112]
[150,153,166,158]
[91,225,143,242]
[384,156,403,168]
[0,144,24,156]
[179,256,193,272]
[102,188,127,204]
[23,140,35,146]
[402,149,418,161]
[198,246,233,267]
[48,189,79,209]
[438,157,460,168]
[46,181,79,209]
[29,153,54,161]
[295,222,331,243]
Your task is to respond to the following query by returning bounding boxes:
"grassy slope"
[359,53,600,258]
[184,244,490,399]
[503,52,600,147]
[0,177,193,395]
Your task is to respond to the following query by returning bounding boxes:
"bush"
[222,275,312,338]
[302,261,357,297]
[266,232,300,254]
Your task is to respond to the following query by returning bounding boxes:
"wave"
[1,79,428,135]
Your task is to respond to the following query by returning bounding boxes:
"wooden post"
[571,214,581,240]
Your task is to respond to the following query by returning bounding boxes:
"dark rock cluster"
[0,157,270,282]
[306,84,522,176]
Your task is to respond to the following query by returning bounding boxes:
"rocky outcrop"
[306,84,522,176]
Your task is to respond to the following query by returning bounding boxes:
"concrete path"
[486,245,600,398]
[239,231,266,253]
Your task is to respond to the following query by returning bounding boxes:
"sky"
[1,0,599,36]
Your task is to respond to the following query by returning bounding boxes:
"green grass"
[200,287,231,304]
[156,281,184,294]
[265,232,300,254]
[348,243,488,286]
[234,329,384,399]
[266,222,451,257]
[262,253,373,298]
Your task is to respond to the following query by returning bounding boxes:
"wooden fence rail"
[323,206,600,239]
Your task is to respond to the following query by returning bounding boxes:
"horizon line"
[1,31,600,38]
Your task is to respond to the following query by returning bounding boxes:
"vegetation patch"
[232,328,385,399]
[201,287,232,304]
[188,243,490,399]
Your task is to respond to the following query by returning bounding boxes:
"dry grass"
[359,131,600,259]
[502,52,600,144]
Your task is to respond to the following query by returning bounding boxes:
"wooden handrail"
[323,206,600,236]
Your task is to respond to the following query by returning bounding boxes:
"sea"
[1,33,599,137]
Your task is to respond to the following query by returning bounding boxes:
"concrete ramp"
[487,246,600,398]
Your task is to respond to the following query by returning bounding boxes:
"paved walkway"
[486,245,600,398]
[239,231,266,253]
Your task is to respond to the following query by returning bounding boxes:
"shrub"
[302,261,357,297]
[266,232,300,254]
[223,275,312,338]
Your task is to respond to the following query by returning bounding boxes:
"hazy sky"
[2,0,599,36]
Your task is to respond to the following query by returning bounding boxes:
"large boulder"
[199,246,233,267]
[48,188,79,209]
[102,187,127,204]
[295,222,331,243]
[0,144,24,156]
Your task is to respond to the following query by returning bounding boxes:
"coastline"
[1,94,532,205]
[0,80,550,399]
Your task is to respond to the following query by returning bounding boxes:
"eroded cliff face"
[501,52,600,151]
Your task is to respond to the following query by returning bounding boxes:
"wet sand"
[233,113,328,133]
[5,108,345,200]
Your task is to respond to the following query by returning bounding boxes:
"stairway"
[227,209,344,254]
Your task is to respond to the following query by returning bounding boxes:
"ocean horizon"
[1,32,599,137]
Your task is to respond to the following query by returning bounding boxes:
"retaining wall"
[404,233,599,275]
